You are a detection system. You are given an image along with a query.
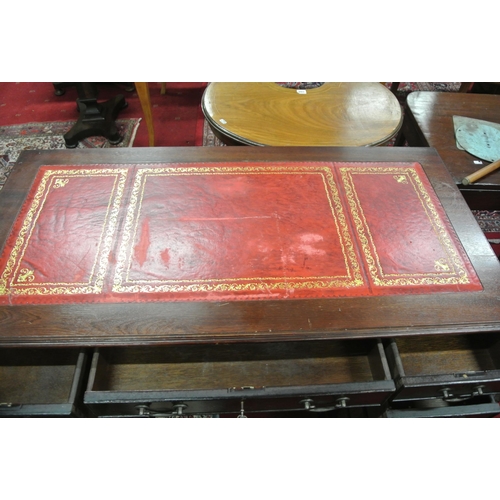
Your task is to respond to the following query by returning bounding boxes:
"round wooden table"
[202,82,402,147]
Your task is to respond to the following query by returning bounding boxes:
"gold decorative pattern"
[0,168,128,297]
[113,163,365,294]
[434,258,451,272]
[53,178,69,189]
[16,268,35,283]
[339,165,471,287]
[0,162,481,304]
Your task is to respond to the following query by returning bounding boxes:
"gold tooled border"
[0,168,128,297]
[113,164,365,293]
[340,165,471,286]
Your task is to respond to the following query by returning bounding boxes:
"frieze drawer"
[0,348,89,417]
[84,339,395,417]
[385,333,500,404]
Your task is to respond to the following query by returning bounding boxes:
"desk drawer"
[459,186,500,211]
[384,397,500,418]
[84,339,395,417]
[0,348,88,417]
[385,334,500,404]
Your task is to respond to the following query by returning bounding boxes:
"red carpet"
[0,82,207,147]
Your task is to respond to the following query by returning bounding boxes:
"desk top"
[0,147,499,347]
[202,83,402,147]
[405,91,500,186]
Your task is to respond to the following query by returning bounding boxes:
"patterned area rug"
[203,120,226,147]
[0,119,141,190]
[473,210,500,233]
[389,82,461,100]
[471,210,500,257]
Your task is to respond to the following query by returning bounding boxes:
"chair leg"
[390,82,400,94]
[394,127,406,146]
[135,82,155,147]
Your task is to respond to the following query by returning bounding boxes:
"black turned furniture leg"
[390,82,400,94]
[53,82,75,96]
[62,83,128,148]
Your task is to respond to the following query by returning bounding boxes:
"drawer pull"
[335,397,350,409]
[440,386,486,403]
[172,403,188,416]
[135,403,188,417]
[300,397,350,412]
[300,399,316,411]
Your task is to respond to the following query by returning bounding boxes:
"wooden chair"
[135,82,155,146]
[134,83,174,146]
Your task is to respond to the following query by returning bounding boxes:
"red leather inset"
[0,166,128,305]
[337,163,482,294]
[0,162,482,305]
[112,163,367,302]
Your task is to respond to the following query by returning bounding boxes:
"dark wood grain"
[84,339,395,415]
[90,340,383,392]
[398,92,500,209]
[386,334,500,403]
[0,348,85,410]
[0,147,499,347]
[393,334,500,376]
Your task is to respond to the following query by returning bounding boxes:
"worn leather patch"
[0,162,482,305]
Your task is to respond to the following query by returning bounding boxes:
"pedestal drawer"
[385,333,500,404]
[84,339,395,417]
[0,348,89,417]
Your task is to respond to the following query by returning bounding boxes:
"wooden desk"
[397,91,500,210]
[202,83,402,147]
[1,147,499,417]
[1,146,498,348]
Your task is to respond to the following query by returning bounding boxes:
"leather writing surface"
[0,162,482,305]
[0,167,128,304]
[338,163,482,295]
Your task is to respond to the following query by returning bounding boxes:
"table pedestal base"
[53,83,129,148]
[64,94,128,148]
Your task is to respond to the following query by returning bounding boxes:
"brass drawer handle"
[300,398,316,411]
[300,397,350,412]
[171,403,188,416]
[440,386,485,403]
[335,397,350,409]
[135,403,188,417]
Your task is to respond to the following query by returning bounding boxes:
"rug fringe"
[128,117,141,148]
